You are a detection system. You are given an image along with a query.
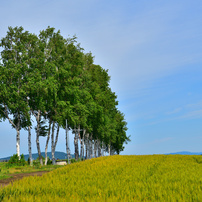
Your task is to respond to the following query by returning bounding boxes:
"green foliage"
[0,26,130,164]
[7,154,26,167]
[70,158,76,163]
[36,156,45,161]
[47,158,52,165]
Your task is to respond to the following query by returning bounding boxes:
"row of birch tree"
[0,26,130,165]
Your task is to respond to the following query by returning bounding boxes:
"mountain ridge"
[166,151,202,155]
[0,151,74,162]
[1,151,201,161]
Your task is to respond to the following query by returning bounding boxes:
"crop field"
[0,155,202,201]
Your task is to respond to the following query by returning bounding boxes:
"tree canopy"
[0,26,130,164]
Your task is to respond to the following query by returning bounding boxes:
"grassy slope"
[0,155,202,201]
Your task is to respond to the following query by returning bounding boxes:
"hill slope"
[0,152,74,162]
[0,155,202,201]
[167,151,202,155]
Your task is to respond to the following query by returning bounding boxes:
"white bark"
[54,125,59,150]
[101,142,105,156]
[3,107,21,158]
[82,129,85,159]
[98,139,101,157]
[35,110,43,165]
[74,127,79,161]
[51,122,60,165]
[80,137,83,159]
[94,139,97,158]
[89,134,93,159]
[85,133,89,159]
[45,120,51,165]
[28,126,32,165]
[108,143,110,156]
[16,130,20,158]
[51,122,55,164]
[66,120,70,164]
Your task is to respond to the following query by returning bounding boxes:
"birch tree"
[0,27,31,157]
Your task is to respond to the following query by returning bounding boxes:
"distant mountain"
[0,151,75,162]
[166,151,202,155]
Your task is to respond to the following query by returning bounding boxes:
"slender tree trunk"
[74,127,79,161]
[94,139,97,158]
[82,129,85,159]
[98,139,101,157]
[89,139,91,159]
[16,113,21,159]
[33,110,43,165]
[3,107,21,159]
[51,121,55,165]
[51,122,60,165]
[80,137,83,160]
[35,110,43,165]
[86,133,90,159]
[16,130,20,158]
[45,120,51,165]
[85,133,89,159]
[54,124,60,152]
[101,142,104,156]
[110,149,115,156]
[36,132,43,165]
[28,125,32,165]
[89,134,93,159]
[66,120,70,164]
[78,125,81,159]
[108,143,110,156]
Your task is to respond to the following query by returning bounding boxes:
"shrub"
[20,154,26,166]
[47,157,52,165]
[70,158,76,163]
[7,154,26,167]
[33,160,40,167]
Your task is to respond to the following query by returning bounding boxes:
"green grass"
[0,162,63,180]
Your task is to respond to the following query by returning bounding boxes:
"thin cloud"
[177,109,202,120]
[166,108,182,115]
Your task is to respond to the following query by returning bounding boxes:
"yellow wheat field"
[0,155,202,201]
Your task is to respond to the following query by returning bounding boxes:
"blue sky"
[0,0,202,158]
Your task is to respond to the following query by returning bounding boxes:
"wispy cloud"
[177,109,202,120]
[166,108,182,115]
[149,100,202,125]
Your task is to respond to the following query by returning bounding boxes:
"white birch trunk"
[3,106,21,158]
[51,122,56,165]
[89,134,93,159]
[35,110,43,165]
[85,133,89,159]
[74,127,79,161]
[78,125,81,159]
[101,142,105,156]
[89,139,91,159]
[108,143,110,156]
[28,125,32,165]
[98,139,101,157]
[66,120,70,164]
[54,125,60,151]
[45,120,51,165]
[80,137,83,160]
[51,123,60,165]
[82,129,85,159]
[94,139,97,158]
[16,130,20,158]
